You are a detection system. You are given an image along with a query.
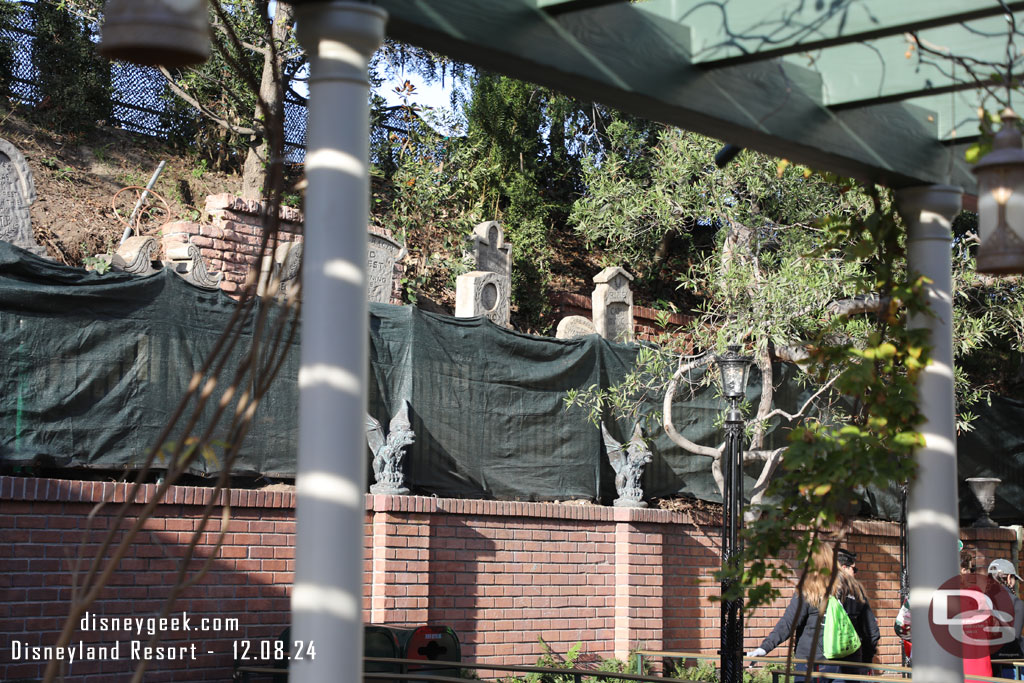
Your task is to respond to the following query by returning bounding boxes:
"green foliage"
[570,125,861,283]
[727,186,928,609]
[29,1,111,133]
[0,0,20,98]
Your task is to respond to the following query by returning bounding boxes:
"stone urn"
[966,477,1001,528]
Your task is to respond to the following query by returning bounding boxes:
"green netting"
[2,241,1022,522]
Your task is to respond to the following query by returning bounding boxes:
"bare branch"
[157,67,258,136]
[827,295,889,318]
[663,353,723,458]
[760,373,840,423]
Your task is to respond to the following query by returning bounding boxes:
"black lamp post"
[716,344,752,683]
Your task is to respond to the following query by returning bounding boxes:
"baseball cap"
[837,548,857,566]
[988,558,1022,579]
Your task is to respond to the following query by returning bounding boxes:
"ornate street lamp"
[715,344,752,683]
[99,0,211,68]
[973,109,1024,274]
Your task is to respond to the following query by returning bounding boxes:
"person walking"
[988,558,1024,679]
[834,549,880,675]
[745,544,863,683]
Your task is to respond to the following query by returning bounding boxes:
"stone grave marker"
[367,232,407,304]
[0,138,46,257]
[555,315,597,339]
[592,266,634,343]
[455,270,509,326]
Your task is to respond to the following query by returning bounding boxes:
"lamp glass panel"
[978,166,1024,243]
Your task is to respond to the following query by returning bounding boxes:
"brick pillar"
[369,504,429,625]
[613,510,664,661]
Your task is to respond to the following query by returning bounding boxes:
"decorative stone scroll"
[366,400,415,495]
[555,315,597,339]
[592,266,635,343]
[112,236,160,275]
[601,423,652,508]
[368,232,406,304]
[455,270,510,326]
[163,240,223,289]
[0,137,46,257]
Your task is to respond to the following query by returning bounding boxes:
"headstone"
[471,221,512,279]
[592,266,634,343]
[368,232,407,304]
[0,138,46,257]
[455,270,509,326]
[555,315,597,339]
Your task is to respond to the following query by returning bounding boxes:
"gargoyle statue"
[366,400,415,495]
[601,423,652,508]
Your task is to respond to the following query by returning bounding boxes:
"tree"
[60,0,301,197]
[28,0,112,133]
[566,123,1020,520]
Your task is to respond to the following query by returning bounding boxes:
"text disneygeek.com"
[8,611,240,664]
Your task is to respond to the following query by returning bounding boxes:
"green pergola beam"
[375,0,975,190]
[800,18,1014,108]
[536,0,629,15]
[640,0,1024,67]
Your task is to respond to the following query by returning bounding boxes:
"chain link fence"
[1,5,307,161]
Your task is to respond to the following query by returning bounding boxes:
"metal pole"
[720,399,744,683]
[119,160,166,244]
[895,185,964,683]
[292,4,386,683]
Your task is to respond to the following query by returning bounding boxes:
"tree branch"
[157,67,258,136]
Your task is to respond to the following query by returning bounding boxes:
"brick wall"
[0,476,1016,681]
[160,194,405,303]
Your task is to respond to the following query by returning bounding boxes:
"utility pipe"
[292,4,386,682]
[896,185,964,683]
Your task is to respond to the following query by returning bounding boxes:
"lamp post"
[716,344,752,683]
[973,109,1024,274]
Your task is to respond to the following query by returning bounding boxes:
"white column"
[895,185,963,683]
[292,4,385,683]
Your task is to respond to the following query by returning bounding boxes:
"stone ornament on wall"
[601,423,652,508]
[555,315,597,339]
[113,235,160,275]
[368,232,407,304]
[455,270,510,326]
[0,137,46,257]
[593,266,635,343]
[366,400,415,495]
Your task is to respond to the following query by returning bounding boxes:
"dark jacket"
[759,595,824,661]
[841,592,880,664]
[759,592,880,665]
[993,588,1024,659]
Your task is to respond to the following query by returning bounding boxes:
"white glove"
[746,648,767,658]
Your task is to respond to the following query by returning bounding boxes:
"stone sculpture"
[592,266,635,342]
[0,137,46,256]
[601,423,652,508]
[366,400,415,495]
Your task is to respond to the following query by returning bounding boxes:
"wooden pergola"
[283,2,1018,682]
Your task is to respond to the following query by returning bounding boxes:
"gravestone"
[0,138,46,257]
[455,270,509,326]
[367,232,407,304]
[592,266,634,343]
[555,315,597,339]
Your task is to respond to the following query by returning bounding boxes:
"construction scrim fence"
[3,242,1024,523]
[0,3,308,160]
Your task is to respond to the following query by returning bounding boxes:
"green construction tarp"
[2,241,1023,522]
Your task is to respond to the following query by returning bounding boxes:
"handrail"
[364,656,686,682]
[633,650,912,674]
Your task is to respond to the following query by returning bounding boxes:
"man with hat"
[988,558,1024,679]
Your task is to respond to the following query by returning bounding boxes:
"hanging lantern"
[99,0,210,68]
[973,109,1024,274]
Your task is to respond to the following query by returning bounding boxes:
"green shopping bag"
[823,595,861,659]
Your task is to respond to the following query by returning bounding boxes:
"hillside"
[2,103,247,267]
